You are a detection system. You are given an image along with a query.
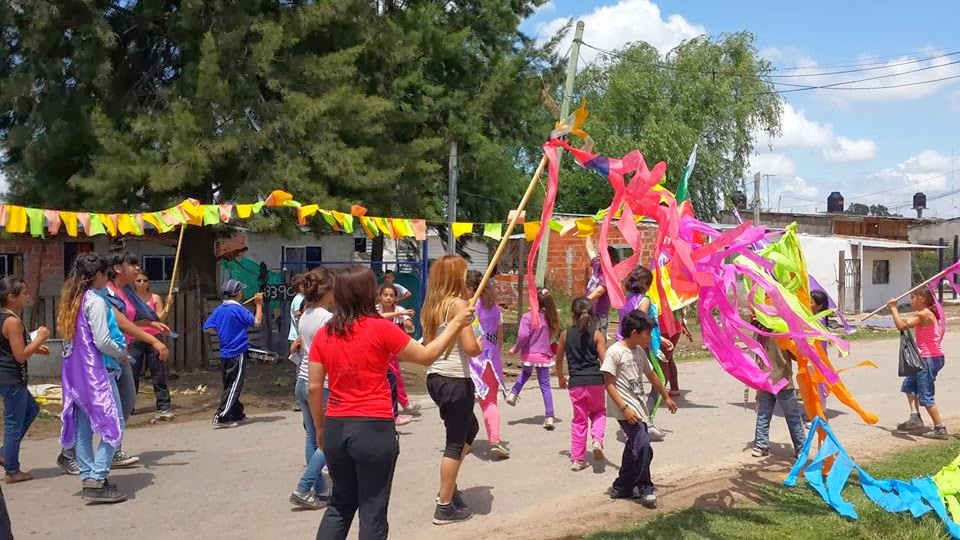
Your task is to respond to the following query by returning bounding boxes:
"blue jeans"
[75,369,123,481]
[0,384,40,475]
[901,356,945,407]
[294,378,329,494]
[754,386,807,453]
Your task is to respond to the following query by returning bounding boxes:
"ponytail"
[570,296,594,332]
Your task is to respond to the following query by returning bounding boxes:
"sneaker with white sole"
[290,490,327,510]
[57,452,80,476]
[592,441,605,461]
[751,446,770,458]
[490,443,510,460]
[897,415,925,432]
[402,403,422,416]
[81,478,127,505]
[571,460,589,472]
[639,492,657,508]
[112,451,140,468]
[647,425,665,441]
[433,503,473,525]
[543,417,556,431]
[922,426,950,440]
[395,414,413,427]
[505,393,519,407]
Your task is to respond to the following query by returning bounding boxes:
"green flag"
[675,143,697,204]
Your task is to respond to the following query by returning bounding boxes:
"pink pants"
[477,363,501,444]
[569,384,606,461]
[387,356,409,408]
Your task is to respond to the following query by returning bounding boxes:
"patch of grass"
[845,327,899,342]
[589,440,960,540]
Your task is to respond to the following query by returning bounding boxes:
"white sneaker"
[505,393,519,407]
[402,403,422,416]
[592,441,605,461]
[543,417,555,431]
[647,425,665,441]
[640,492,657,507]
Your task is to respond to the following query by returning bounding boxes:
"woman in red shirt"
[308,266,473,540]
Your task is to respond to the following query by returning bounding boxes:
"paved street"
[7,334,960,539]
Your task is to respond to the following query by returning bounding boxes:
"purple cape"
[59,292,122,449]
[469,300,505,400]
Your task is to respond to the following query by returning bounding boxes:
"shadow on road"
[242,415,285,425]
[21,466,67,481]
[871,424,920,441]
[137,449,197,467]
[460,485,494,515]
[506,415,564,427]
[727,402,848,421]
[114,471,156,499]
[470,440,513,463]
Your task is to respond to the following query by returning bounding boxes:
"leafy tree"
[868,204,892,217]
[846,203,870,216]
[554,32,782,220]
[1,1,560,287]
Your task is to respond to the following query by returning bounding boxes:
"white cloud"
[822,137,878,162]
[848,150,957,214]
[535,0,705,63]
[533,1,556,15]
[754,102,877,163]
[949,90,960,112]
[748,152,796,177]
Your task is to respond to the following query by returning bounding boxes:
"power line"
[771,59,960,92]
[849,167,960,201]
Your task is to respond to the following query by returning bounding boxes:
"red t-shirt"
[309,316,411,419]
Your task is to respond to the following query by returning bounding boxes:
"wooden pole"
[860,262,956,321]
[439,154,549,358]
[167,224,188,298]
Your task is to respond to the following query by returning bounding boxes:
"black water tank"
[913,192,927,209]
[827,192,844,213]
[731,191,747,210]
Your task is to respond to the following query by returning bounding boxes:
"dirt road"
[6,334,958,539]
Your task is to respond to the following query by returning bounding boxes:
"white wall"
[244,232,355,272]
[861,248,911,312]
[797,235,846,305]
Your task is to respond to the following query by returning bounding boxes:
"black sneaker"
[113,451,140,468]
[57,452,80,476]
[432,503,473,525]
[81,479,128,505]
[434,490,467,509]
[609,487,634,500]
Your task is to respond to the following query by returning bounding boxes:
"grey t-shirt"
[297,306,333,381]
[600,341,653,422]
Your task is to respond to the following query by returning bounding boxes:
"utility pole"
[535,20,584,288]
[753,172,762,225]
[447,140,458,254]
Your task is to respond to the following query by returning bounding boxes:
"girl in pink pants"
[555,297,607,471]
[466,271,510,460]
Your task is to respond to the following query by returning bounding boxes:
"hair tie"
[540,288,549,295]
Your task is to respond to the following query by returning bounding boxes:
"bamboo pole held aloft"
[167,224,188,299]
[859,263,957,321]
[439,153,550,358]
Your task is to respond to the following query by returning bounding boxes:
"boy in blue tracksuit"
[203,280,263,427]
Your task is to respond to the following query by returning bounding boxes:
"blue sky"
[522,0,960,217]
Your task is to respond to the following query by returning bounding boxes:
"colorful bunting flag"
[5,206,27,234]
[523,221,540,242]
[61,211,79,237]
[26,208,45,238]
[483,222,502,241]
[452,222,473,238]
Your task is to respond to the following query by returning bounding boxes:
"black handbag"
[898,330,923,377]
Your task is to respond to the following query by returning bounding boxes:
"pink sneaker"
[395,415,413,427]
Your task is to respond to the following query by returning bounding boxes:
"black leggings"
[318,418,399,540]
[426,374,479,459]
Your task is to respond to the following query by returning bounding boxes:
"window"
[872,259,890,284]
[354,237,367,253]
[0,254,23,278]
[283,246,323,274]
[142,255,176,281]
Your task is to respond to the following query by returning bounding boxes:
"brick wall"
[0,238,65,295]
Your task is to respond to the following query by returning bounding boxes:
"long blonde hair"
[421,255,469,343]
[57,253,107,341]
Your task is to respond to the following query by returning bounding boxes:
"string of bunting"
[0,189,608,242]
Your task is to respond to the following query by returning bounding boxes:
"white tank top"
[425,303,473,379]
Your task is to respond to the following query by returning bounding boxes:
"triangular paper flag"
[264,190,294,207]
[143,213,164,233]
[411,219,427,241]
[203,205,220,226]
[5,206,27,234]
[452,222,473,238]
[26,208,45,237]
[523,221,540,242]
[236,204,253,219]
[331,211,354,234]
[60,211,79,237]
[575,217,595,237]
[179,199,203,219]
[351,205,368,217]
[297,204,319,225]
[397,219,415,238]
[251,201,266,214]
[45,210,61,236]
[77,213,91,235]
[548,219,563,233]
[100,214,118,236]
[162,208,185,227]
[88,214,107,236]
[319,210,339,231]
[135,214,146,234]
[483,223,502,241]
[218,204,233,223]
[117,214,142,236]
[0,205,7,227]
[360,216,380,237]
[374,217,393,237]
